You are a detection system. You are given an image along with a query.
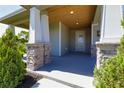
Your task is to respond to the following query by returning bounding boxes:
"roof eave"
[0,8,26,22]
[0,5,54,22]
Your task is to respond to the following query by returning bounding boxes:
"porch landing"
[34,53,96,88]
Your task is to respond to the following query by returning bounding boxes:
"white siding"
[92,5,102,45]
[60,22,69,56]
[49,22,60,56]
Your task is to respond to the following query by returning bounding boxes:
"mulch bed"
[17,72,43,88]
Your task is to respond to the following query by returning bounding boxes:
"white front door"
[75,31,85,52]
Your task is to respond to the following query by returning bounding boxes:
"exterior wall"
[69,30,75,52]
[91,5,102,56]
[60,22,69,55]
[85,29,91,53]
[93,5,102,25]
[49,22,69,56]
[69,29,91,53]
[49,22,91,55]
[92,25,100,45]
[91,24,100,56]
[49,22,60,56]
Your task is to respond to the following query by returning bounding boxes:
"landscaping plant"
[0,29,27,88]
[93,20,124,88]
[17,31,29,56]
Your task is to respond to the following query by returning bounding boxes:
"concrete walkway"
[33,53,96,88]
[32,78,72,88]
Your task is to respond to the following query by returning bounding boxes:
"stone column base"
[44,43,51,64]
[27,43,51,70]
[96,42,119,68]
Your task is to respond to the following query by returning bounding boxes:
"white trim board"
[59,21,62,56]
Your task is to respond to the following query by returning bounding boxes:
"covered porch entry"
[0,5,98,75]
[41,5,97,77]
[36,5,97,87]
[49,5,97,56]
[0,5,100,87]
[35,53,96,87]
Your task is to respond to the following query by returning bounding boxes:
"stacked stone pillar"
[27,7,51,70]
[44,43,51,64]
[27,43,44,70]
[96,42,119,68]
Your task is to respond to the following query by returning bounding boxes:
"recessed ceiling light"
[70,11,74,14]
[76,22,79,25]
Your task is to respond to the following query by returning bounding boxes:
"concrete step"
[32,78,72,88]
[36,70,94,88]
[27,69,94,88]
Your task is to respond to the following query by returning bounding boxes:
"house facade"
[0,5,123,70]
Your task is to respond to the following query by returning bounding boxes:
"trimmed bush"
[94,20,124,88]
[93,35,124,88]
[0,29,26,88]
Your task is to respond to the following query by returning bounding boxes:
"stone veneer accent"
[96,42,119,68]
[27,43,51,70]
[44,43,51,64]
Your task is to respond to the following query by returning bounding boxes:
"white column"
[7,25,15,34]
[29,7,42,43]
[41,11,50,43]
[96,5,124,68]
[100,5,124,43]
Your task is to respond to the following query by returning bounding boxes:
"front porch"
[31,53,96,88]
[0,5,99,70]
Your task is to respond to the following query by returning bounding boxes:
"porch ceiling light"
[76,22,79,25]
[70,10,74,14]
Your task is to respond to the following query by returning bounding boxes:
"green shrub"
[17,31,29,56]
[93,20,124,88]
[0,29,26,88]
[94,35,124,88]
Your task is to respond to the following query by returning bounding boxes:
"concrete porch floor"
[39,52,96,76]
[34,53,96,88]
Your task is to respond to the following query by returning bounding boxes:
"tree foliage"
[0,29,27,88]
[17,31,29,56]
